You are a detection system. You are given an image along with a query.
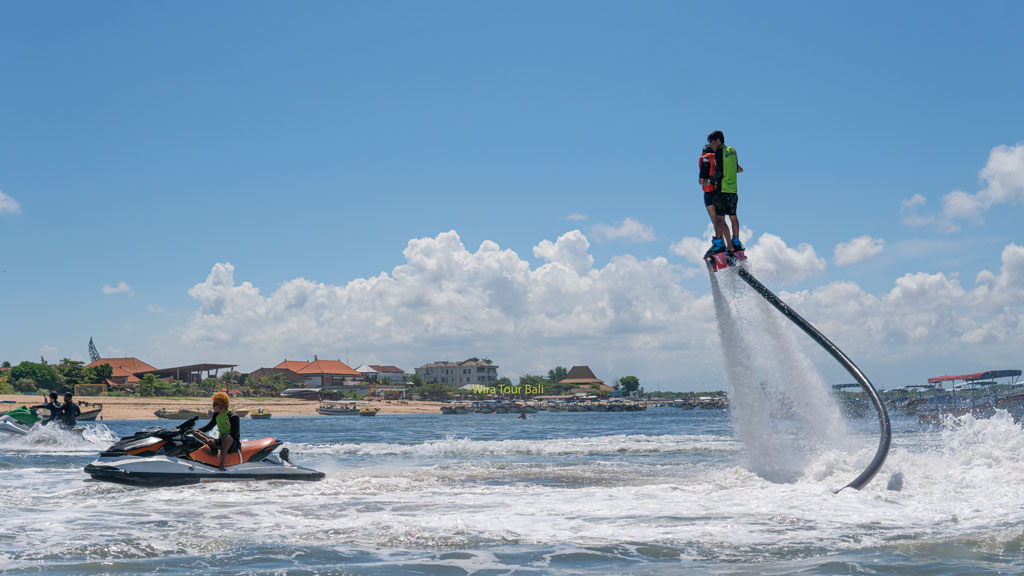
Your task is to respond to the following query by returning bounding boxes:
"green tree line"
[0,359,113,395]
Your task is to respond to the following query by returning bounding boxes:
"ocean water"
[2,409,1024,575]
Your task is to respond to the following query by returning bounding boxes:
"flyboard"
[706,248,891,491]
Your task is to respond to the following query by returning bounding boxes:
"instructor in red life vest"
[699,144,720,257]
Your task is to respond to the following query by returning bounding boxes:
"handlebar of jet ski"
[175,416,198,432]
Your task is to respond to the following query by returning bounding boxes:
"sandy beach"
[0,394,444,420]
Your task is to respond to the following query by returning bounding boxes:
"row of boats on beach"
[156,403,382,419]
[440,396,728,414]
[833,369,1024,422]
[441,400,649,414]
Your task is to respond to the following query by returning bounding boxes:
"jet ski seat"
[189,437,278,467]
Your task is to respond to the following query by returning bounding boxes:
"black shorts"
[713,192,738,216]
[208,437,240,455]
[703,192,714,208]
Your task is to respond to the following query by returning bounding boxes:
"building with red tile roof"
[295,358,360,388]
[84,357,157,385]
[247,367,306,385]
[297,359,358,375]
[274,360,310,373]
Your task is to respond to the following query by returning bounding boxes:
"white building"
[354,364,410,385]
[416,360,498,387]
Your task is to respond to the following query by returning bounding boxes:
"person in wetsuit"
[60,392,81,428]
[196,392,240,471]
[41,392,62,424]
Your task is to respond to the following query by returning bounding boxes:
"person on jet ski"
[194,392,240,471]
[60,392,81,428]
[41,392,63,424]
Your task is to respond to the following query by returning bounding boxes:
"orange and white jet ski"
[84,417,324,486]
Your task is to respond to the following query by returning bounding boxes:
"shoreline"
[0,394,443,420]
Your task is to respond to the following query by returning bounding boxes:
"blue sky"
[2,2,1022,391]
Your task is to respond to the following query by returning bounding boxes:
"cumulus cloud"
[900,194,932,227]
[533,230,594,275]
[564,213,588,221]
[669,223,717,263]
[669,236,711,264]
[908,144,1024,232]
[102,282,134,296]
[834,235,885,266]
[974,243,1024,307]
[184,232,695,348]
[776,243,1024,365]
[591,217,655,243]
[746,233,827,282]
[0,189,21,215]
[978,144,1024,204]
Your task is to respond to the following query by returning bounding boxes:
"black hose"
[735,266,891,491]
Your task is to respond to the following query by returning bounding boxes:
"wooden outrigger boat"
[317,401,362,415]
[155,408,205,420]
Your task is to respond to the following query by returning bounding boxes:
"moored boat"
[251,408,272,419]
[916,370,1024,422]
[78,403,103,421]
[155,408,205,420]
[317,402,362,415]
[832,384,872,418]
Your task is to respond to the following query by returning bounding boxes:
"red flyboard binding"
[727,249,747,267]
[704,249,747,273]
[704,251,729,272]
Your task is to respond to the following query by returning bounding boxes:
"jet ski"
[1,406,87,437]
[0,406,42,435]
[84,417,325,486]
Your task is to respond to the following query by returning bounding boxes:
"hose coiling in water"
[735,267,891,491]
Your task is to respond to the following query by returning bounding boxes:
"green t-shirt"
[718,145,739,194]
